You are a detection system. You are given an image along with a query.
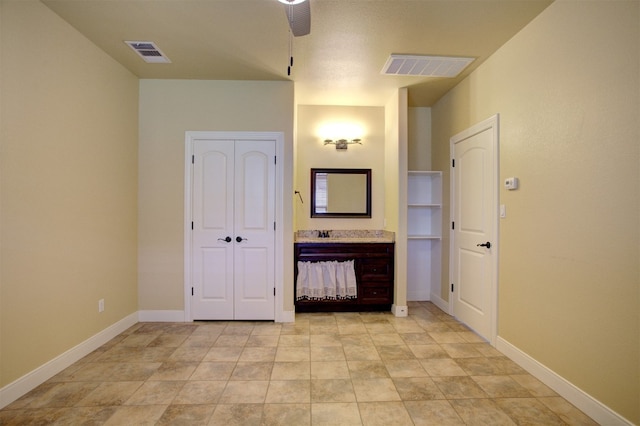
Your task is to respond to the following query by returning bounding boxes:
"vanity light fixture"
[324,139,362,150]
[278,0,307,4]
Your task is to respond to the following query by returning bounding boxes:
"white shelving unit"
[407,171,442,301]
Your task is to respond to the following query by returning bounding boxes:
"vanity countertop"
[294,230,395,243]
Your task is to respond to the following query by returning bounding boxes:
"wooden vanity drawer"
[361,286,391,302]
[360,258,392,279]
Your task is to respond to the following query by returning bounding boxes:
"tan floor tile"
[352,378,401,402]
[441,343,484,358]
[311,402,361,426]
[125,381,184,405]
[238,346,277,362]
[449,398,516,425]
[539,396,599,425]
[182,335,217,348]
[279,334,310,347]
[311,379,356,402]
[271,361,310,380]
[190,362,235,380]
[214,334,249,347]
[275,346,310,362]
[510,374,558,397]
[104,405,167,425]
[420,358,467,376]
[251,323,282,335]
[209,403,263,425]
[377,345,415,360]
[409,344,450,359]
[230,362,273,380]
[156,404,215,425]
[310,334,343,347]
[428,332,468,344]
[148,333,188,347]
[495,397,566,425]
[149,361,199,380]
[203,346,243,362]
[340,334,374,346]
[265,380,310,403]
[456,357,526,376]
[432,376,488,399]
[8,381,100,409]
[404,400,464,425]
[219,381,268,403]
[69,362,162,382]
[471,375,532,398]
[76,381,143,406]
[358,401,413,425]
[263,403,311,425]
[245,334,280,347]
[222,324,254,335]
[343,344,380,361]
[309,324,339,335]
[384,359,428,378]
[311,345,345,361]
[370,333,405,346]
[168,346,209,362]
[173,381,226,405]
[338,323,368,335]
[392,377,445,400]
[364,323,397,334]
[347,360,390,379]
[311,361,350,379]
[47,406,117,424]
[400,332,436,345]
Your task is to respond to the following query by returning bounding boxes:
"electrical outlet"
[98,299,105,313]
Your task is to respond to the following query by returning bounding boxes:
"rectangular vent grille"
[381,54,474,78]
[125,41,171,63]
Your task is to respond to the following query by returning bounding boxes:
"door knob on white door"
[236,236,247,243]
[477,242,491,248]
[218,236,232,243]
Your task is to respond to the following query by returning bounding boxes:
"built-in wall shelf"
[407,171,442,301]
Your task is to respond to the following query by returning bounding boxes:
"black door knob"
[236,236,247,243]
[218,236,232,243]
[477,242,491,249]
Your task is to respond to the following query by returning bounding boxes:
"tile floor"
[0,302,597,425]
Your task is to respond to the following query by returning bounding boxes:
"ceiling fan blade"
[284,1,310,37]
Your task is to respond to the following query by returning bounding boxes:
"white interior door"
[233,140,276,320]
[191,139,275,320]
[451,115,499,343]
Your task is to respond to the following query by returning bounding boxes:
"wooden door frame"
[448,115,500,345]
[184,131,285,322]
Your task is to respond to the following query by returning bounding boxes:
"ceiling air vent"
[125,41,171,63]
[381,54,474,78]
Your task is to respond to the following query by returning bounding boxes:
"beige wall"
[384,90,408,309]
[0,0,139,387]
[138,80,294,312]
[408,107,431,171]
[431,1,639,422]
[295,105,385,231]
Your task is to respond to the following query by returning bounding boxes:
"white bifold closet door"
[191,139,276,320]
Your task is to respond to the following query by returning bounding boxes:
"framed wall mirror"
[310,168,372,218]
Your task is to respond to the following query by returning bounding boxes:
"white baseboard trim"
[392,305,408,317]
[496,336,633,426]
[429,292,450,314]
[138,310,186,322]
[0,312,138,410]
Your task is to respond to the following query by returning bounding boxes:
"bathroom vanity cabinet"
[294,242,395,312]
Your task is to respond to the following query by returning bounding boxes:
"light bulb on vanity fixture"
[323,138,362,150]
[278,0,307,4]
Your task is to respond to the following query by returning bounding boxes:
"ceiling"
[42,0,553,107]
